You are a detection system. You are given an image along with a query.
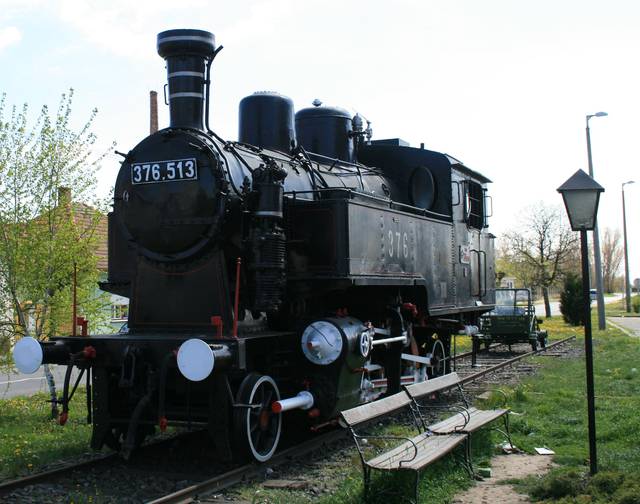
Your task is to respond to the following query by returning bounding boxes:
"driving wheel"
[233,373,282,462]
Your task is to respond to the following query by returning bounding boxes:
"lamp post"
[622,181,635,312]
[586,111,608,330]
[558,169,605,476]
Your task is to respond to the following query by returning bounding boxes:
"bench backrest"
[340,391,412,428]
[404,372,461,400]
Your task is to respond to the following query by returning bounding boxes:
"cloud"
[0,26,22,51]
[55,0,210,60]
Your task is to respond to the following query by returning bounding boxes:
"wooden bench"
[340,373,513,502]
[404,372,513,451]
[340,391,467,503]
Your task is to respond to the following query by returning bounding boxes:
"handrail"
[284,187,452,220]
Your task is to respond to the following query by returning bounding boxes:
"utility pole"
[622,181,635,312]
[585,112,607,330]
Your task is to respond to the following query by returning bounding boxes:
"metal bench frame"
[404,373,513,465]
[340,391,467,503]
[340,373,513,502]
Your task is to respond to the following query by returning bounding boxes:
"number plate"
[130,158,198,185]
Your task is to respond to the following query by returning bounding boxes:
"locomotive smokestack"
[157,29,216,131]
[149,90,158,134]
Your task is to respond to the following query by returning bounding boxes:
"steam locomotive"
[13,29,495,462]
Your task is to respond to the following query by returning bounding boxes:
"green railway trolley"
[473,288,548,360]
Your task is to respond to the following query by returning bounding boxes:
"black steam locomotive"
[13,29,495,462]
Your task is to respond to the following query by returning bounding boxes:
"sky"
[1,0,639,283]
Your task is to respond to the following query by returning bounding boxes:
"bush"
[560,273,587,326]
[529,470,587,500]
[632,295,640,314]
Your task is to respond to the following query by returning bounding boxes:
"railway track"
[148,336,577,504]
[0,336,576,504]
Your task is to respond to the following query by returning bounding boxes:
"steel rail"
[451,342,502,362]
[0,452,117,496]
[147,430,347,504]
[147,337,575,504]
[0,434,185,496]
[459,336,576,385]
[1,338,575,502]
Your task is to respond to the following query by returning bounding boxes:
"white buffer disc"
[177,338,214,381]
[13,337,43,374]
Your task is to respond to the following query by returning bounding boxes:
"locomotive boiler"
[13,28,495,462]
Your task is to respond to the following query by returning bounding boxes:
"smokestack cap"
[157,29,215,59]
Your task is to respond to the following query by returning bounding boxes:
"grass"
[1,310,638,502]
[604,294,640,317]
[233,427,494,504]
[500,314,640,503]
[0,390,92,480]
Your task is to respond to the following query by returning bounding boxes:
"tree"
[601,227,623,293]
[560,273,586,326]
[502,203,579,317]
[0,90,110,416]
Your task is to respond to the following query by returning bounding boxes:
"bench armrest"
[413,403,472,427]
[357,433,419,465]
[491,389,509,408]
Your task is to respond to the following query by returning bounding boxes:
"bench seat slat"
[403,372,461,399]
[367,433,466,470]
[429,407,509,434]
[340,392,413,427]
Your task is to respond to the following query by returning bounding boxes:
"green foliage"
[603,294,640,317]
[499,203,579,295]
[0,90,111,370]
[560,273,586,326]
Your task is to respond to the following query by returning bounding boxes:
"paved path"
[0,365,82,399]
[608,316,640,337]
[452,454,555,503]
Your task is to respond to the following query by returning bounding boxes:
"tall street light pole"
[622,180,635,312]
[586,111,608,330]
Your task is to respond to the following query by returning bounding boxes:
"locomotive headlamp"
[13,337,43,374]
[301,321,344,365]
[177,338,214,381]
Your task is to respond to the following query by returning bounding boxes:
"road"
[0,365,82,400]
[534,293,624,317]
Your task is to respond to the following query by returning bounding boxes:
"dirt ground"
[451,454,555,504]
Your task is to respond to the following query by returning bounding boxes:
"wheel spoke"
[264,389,273,407]
[254,429,264,449]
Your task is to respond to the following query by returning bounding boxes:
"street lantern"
[558,169,604,231]
[557,168,605,476]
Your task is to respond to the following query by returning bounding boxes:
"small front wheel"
[538,331,548,349]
